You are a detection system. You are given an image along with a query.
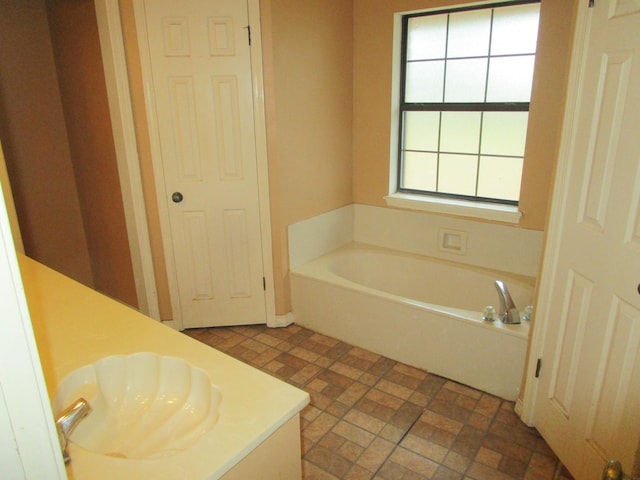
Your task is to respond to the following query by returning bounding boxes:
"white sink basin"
[54,353,221,459]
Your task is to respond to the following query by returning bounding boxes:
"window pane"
[440,112,481,154]
[477,155,523,201]
[447,9,491,58]
[486,55,535,102]
[438,154,478,196]
[398,3,538,205]
[401,151,438,190]
[491,3,540,56]
[407,15,447,61]
[405,60,444,102]
[403,112,440,152]
[444,58,487,102]
[481,112,529,156]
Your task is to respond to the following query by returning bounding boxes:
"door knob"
[171,192,183,203]
[602,460,633,480]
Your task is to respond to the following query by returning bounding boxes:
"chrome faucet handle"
[483,306,496,322]
[55,398,92,464]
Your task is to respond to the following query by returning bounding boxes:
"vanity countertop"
[20,255,309,479]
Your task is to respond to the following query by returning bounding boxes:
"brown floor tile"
[356,437,395,472]
[431,464,463,480]
[419,409,465,436]
[306,443,354,478]
[400,434,449,463]
[442,450,472,474]
[379,422,407,443]
[337,381,370,407]
[466,460,515,480]
[305,412,340,442]
[475,445,503,468]
[345,463,375,480]
[330,361,366,381]
[428,397,473,424]
[450,424,485,458]
[387,447,440,477]
[338,440,364,463]
[332,420,377,448]
[467,411,493,432]
[303,459,340,480]
[375,459,410,479]
[499,454,529,479]
[524,452,558,480]
[326,400,351,418]
[185,324,574,480]
[344,409,387,435]
[483,432,533,464]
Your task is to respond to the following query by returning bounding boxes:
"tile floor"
[186,324,574,480]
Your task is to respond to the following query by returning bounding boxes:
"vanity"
[21,255,309,479]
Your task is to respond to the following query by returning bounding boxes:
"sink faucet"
[494,280,520,324]
[55,398,92,464]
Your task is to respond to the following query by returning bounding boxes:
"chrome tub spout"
[56,398,92,464]
[494,280,520,324]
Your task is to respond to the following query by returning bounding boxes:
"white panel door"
[531,1,640,478]
[141,0,266,327]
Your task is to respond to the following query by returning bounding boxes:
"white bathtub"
[290,243,534,400]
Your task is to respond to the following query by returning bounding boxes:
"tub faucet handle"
[483,306,496,322]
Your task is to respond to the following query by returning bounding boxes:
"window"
[396,1,540,206]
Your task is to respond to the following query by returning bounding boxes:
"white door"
[139,0,267,328]
[528,1,640,479]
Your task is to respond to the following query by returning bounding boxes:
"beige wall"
[353,0,577,232]
[260,0,355,313]
[47,0,137,308]
[0,0,93,285]
[0,0,139,308]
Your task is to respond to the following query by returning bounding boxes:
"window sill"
[384,193,522,224]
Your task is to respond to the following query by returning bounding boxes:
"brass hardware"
[603,460,634,480]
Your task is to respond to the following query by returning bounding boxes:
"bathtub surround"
[288,205,541,400]
[288,204,544,277]
[291,244,532,401]
[288,204,354,269]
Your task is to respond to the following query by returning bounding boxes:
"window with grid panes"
[397,1,540,205]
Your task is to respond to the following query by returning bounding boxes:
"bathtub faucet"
[494,280,520,324]
[55,398,92,464]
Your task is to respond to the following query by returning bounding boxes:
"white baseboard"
[514,397,524,420]
[271,312,295,328]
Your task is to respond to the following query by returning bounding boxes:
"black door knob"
[172,192,184,203]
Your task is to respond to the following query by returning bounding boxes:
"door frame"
[94,0,160,320]
[95,0,276,329]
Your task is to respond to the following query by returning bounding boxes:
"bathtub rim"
[290,242,532,341]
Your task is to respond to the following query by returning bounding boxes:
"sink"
[53,353,221,459]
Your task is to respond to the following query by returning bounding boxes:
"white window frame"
[386,1,538,224]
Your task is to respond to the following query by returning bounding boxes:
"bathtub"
[290,243,534,400]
